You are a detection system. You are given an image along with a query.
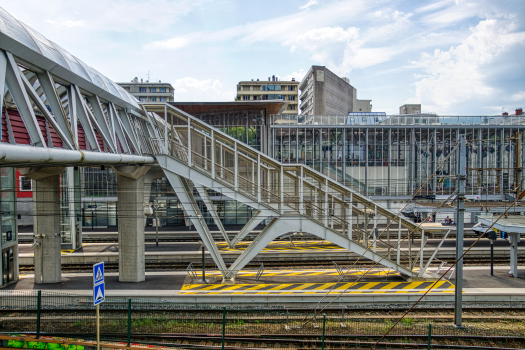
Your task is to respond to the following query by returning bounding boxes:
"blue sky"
[3,0,525,115]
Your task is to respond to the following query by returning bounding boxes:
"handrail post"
[298,167,304,214]
[187,117,192,167]
[36,290,41,339]
[234,142,238,191]
[222,307,226,350]
[257,154,261,202]
[321,314,326,350]
[211,130,215,179]
[427,323,432,349]
[127,298,131,347]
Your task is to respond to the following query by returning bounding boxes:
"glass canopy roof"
[0,7,139,108]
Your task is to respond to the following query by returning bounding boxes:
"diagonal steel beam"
[109,103,130,154]
[3,51,46,147]
[229,210,270,247]
[36,71,77,149]
[194,185,231,246]
[118,109,142,155]
[90,95,117,150]
[67,85,79,147]
[163,171,228,277]
[20,70,74,150]
[73,85,100,151]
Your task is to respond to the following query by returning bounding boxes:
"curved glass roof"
[0,7,140,109]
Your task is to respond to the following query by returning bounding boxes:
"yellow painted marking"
[401,282,422,290]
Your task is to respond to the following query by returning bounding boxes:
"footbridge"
[0,6,425,283]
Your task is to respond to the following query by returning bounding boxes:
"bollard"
[427,323,432,350]
[321,314,326,350]
[127,298,132,347]
[36,290,41,339]
[222,307,226,350]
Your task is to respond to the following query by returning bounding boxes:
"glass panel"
[0,8,40,52]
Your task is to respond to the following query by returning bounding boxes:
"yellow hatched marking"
[290,283,317,290]
[381,282,401,290]
[242,284,272,291]
[267,284,294,291]
[358,282,380,290]
[401,282,422,289]
[314,283,335,290]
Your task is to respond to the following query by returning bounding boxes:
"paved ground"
[18,242,201,255]
[6,267,523,294]
[17,238,521,256]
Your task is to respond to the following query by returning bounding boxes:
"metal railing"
[0,291,523,349]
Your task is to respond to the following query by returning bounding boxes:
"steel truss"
[0,7,425,281]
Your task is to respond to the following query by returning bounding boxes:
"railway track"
[18,256,523,273]
[3,306,525,320]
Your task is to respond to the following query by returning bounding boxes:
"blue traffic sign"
[94,282,105,305]
[93,262,104,285]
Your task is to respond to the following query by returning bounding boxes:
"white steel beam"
[67,85,79,147]
[118,109,142,155]
[0,50,7,116]
[194,185,231,246]
[73,85,100,151]
[163,172,228,276]
[229,210,269,247]
[91,96,117,150]
[19,71,74,150]
[109,103,130,154]
[36,71,76,149]
[225,215,414,279]
[3,51,46,147]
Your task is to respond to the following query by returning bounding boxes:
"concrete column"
[114,165,150,282]
[20,167,65,284]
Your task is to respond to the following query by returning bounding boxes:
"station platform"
[17,239,524,266]
[4,266,524,306]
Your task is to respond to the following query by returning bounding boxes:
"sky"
[2,0,525,115]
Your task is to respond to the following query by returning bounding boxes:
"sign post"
[93,262,105,350]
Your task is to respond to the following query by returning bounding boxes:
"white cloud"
[174,77,235,102]
[409,19,525,113]
[300,0,318,11]
[511,91,525,101]
[279,69,307,82]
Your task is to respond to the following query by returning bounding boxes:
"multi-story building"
[299,66,356,115]
[117,77,174,103]
[270,113,525,222]
[236,75,299,115]
[400,104,422,114]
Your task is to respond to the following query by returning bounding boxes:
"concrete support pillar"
[114,165,150,282]
[21,167,65,284]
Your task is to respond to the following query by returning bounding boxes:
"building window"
[159,87,166,93]
[151,97,157,102]
[289,105,296,110]
[160,97,167,102]
[19,176,32,191]
[149,88,156,93]
[139,96,147,102]
[262,86,268,91]
[252,86,261,91]
[242,86,251,91]
[288,86,295,91]
[242,95,250,100]
[289,95,296,101]
[274,85,281,91]
[139,87,147,93]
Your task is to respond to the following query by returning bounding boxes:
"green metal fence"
[1,291,524,349]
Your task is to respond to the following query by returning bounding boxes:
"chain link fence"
[1,291,524,349]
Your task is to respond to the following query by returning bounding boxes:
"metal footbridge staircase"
[145,104,422,281]
[0,6,423,282]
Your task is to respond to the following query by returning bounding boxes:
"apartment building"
[299,66,357,115]
[117,77,174,103]
[237,75,299,115]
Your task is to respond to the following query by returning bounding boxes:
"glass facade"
[187,108,267,152]
[271,124,525,197]
[0,168,16,245]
